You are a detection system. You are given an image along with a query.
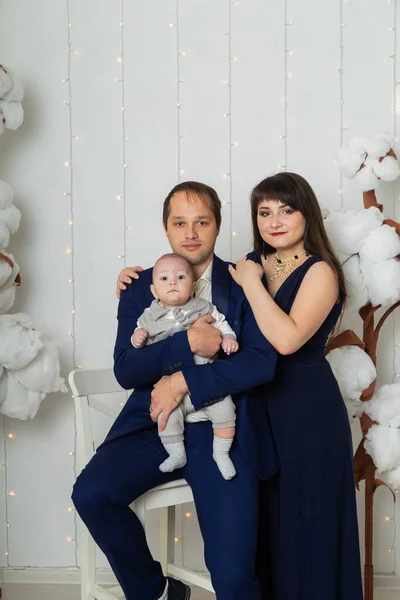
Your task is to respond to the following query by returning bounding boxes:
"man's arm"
[180,298,277,410]
[114,280,195,389]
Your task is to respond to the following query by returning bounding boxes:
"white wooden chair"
[69,368,214,600]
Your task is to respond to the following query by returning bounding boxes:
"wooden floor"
[1,583,214,599]
[1,584,400,599]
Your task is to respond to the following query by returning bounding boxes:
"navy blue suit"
[72,255,278,600]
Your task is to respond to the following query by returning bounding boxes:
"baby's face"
[151,257,194,308]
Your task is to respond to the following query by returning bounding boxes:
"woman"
[228,172,363,600]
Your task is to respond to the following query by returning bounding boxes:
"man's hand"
[131,328,148,348]
[150,372,188,431]
[187,315,222,358]
[116,266,144,298]
[221,338,239,355]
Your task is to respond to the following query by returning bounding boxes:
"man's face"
[163,191,220,268]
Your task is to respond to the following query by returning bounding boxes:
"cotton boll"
[354,163,380,191]
[360,224,400,262]
[360,256,400,306]
[326,345,376,401]
[363,135,391,159]
[371,156,400,182]
[0,181,14,210]
[0,204,21,236]
[0,287,16,313]
[325,207,383,258]
[0,251,19,288]
[0,317,43,370]
[376,132,393,147]
[0,254,12,286]
[365,424,400,472]
[320,204,330,219]
[365,383,400,427]
[345,398,365,423]
[348,134,390,158]
[0,221,10,248]
[0,68,12,97]
[337,147,365,178]
[13,341,67,394]
[342,255,369,310]
[348,135,371,154]
[0,370,44,419]
[2,71,24,103]
[384,465,400,489]
[0,101,23,130]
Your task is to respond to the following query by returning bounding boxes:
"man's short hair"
[162,181,222,230]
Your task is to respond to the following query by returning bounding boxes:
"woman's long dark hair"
[251,172,346,296]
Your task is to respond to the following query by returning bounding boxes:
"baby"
[132,253,239,480]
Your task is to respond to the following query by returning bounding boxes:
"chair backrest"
[69,368,123,397]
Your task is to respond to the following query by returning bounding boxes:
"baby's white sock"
[213,436,236,480]
[159,441,187,473]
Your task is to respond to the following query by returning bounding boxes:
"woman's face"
[257,199,306,252]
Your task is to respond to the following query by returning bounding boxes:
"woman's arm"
[229,259,339,355]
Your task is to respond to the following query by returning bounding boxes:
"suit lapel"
[211,255,231,318]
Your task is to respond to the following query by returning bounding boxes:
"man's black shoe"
[167,576,191,599]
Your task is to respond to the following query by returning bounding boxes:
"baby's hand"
[132,328,148,348]
[221,338,239,355]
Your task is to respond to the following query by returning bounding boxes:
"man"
[72,181,278,600]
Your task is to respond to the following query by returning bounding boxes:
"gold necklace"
[269,248,308,280]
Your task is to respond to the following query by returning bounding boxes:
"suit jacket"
[106,254,279,480]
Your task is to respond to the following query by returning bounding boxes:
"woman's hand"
[116,266,144,298]
[228,257,263,288]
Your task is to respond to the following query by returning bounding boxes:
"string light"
[64,0,79,567]
[174,537,180,543]
[338,0,344,210]
[119,0,127,269]
[283,2,289,172]
[3,419,10,565]
[185,512,192,518]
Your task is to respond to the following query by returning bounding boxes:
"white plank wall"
[0,0,399,579]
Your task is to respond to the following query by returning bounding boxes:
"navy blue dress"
[249,253,363,600]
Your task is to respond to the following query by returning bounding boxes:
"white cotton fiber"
[385,465,400,489]
[325,207,383,256]
[0,314,43,370]
[365,424,400,472]
[13,341,67,395]
[0,101,23,131]
[360,224,400,262]
[2,70,24,103]
[354,163,380,191]
[365,383,400,427]
[337,147,365,178]
[360,256,400,306]
[342,255,369,310]
[326,345,376,401]
[0,180,14,209]
[0,371,44,420]
[372,155,400,182]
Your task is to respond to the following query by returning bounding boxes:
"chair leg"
[160,506,175,575]
[79,518,96,600]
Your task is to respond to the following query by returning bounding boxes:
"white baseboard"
[1,568,399,590]
[0,567,117,586]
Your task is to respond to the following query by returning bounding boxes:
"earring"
[262,240,267,258]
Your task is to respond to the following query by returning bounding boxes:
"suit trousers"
[72,420,262,600]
